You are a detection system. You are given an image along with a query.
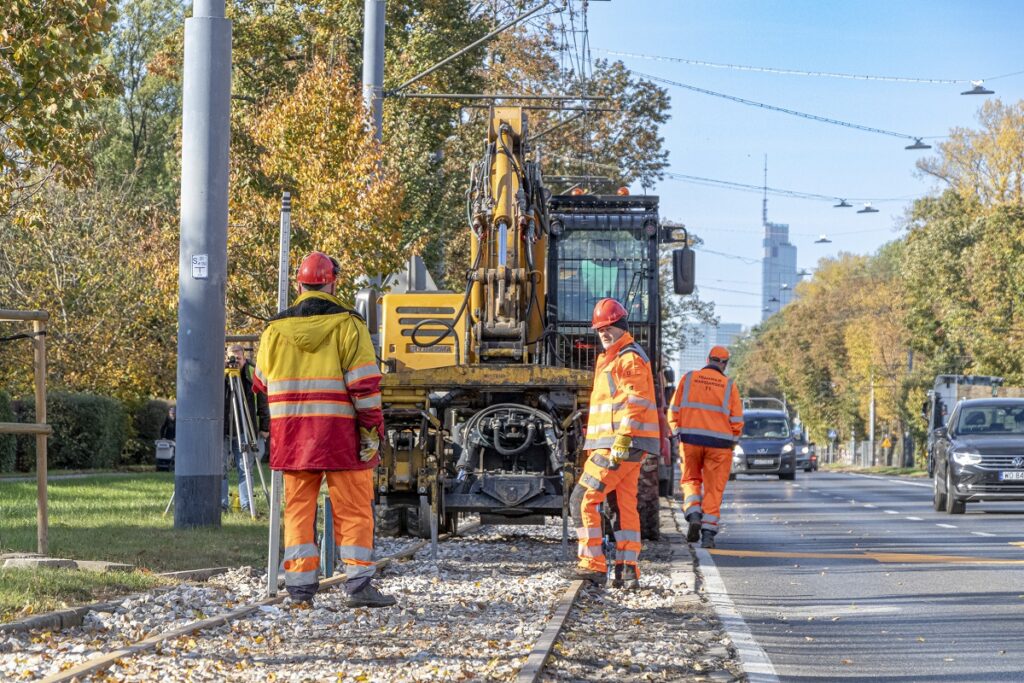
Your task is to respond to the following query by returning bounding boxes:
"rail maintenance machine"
[366,107,695,551]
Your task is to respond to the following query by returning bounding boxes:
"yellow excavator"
[364,106,693,547]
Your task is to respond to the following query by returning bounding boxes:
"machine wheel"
[405,498,435,539]
[658,477,673,497]
[376,502,404,538]
[945,469,965,514]
[779,472,796,481]
[637,453,661,540]
[932,471,946,511]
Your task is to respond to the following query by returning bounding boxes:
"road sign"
[828,429,838,441]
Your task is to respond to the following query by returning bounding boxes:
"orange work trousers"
[680,444,733,532]
[571,451,642,574]
[283,469,375,597]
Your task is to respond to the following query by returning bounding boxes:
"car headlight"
[800,446,809,454]
[733,445,744,456]
[781,442,794,454]
[951,449,981,466]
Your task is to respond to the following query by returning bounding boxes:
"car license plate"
[753,458,774,465]
[999,471,1024,481]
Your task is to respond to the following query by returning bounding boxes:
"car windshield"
[742,417,790,439]
[954,404,1024,435]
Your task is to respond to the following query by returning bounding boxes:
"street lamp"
[857,203,879,214]
[833,199,852,208]
[815,234,832,243]
[905,138,931,150]
[962,80,994,96]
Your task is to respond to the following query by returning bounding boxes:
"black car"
[730,410,797,480]
[932,398,1024,514]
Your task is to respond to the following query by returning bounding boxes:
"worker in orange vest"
[668,345,743,549]
[254,251,394,608]
[571,298,661,589]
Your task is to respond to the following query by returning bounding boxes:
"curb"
[0,567,232,635]
[659,502,700,606]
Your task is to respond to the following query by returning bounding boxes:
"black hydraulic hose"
[492,421,537,457]
[408,246,484,363]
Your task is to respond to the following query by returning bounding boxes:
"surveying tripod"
[225,360,271,518]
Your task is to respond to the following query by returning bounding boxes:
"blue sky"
[583,0,1024,328]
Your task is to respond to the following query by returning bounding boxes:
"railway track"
[3,505,742,682]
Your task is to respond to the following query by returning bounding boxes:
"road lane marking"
[843,473,932,488]
[864,503,877,508]
[695,546,780,682]
[709,548,1024,565]
[972,531,995,537]
[936,523,958,529]
[884,510,899,514]
[906,516,923,521]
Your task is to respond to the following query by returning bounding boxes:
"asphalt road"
[701,470,1024,682]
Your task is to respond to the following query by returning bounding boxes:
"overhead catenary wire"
[594,48,1024,85]
[631,70,933,142]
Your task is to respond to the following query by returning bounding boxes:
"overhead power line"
[632,70,931,142]
[595,48,1024,84]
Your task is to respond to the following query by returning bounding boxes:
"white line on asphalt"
[936,523,958,529]
[864,503,877,508]
[695,546,780,683]
[971,531,996,537]
[884,510,899,514]
[906,516,923,521]
[843,473,932,488]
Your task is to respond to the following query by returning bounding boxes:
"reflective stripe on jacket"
[583,332,661,454]
[668,366,743,448]
[253,291,383,471]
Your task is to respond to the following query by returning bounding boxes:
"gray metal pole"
[362,0,385,141]
[175,0,231,529]
[869,381,876,467]
[277,192,292,310]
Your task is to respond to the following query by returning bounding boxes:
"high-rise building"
[760,159,798,321]
[676,322,745,376]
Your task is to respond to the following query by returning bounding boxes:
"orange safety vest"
[253,291,383,471]
[583,332,661,455]
[668,366,743,448]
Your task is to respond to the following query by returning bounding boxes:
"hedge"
[122,398,172,465]
[13,392,129,471]
[0,390,14,472]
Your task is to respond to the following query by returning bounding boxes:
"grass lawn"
[0,469,278,622]
[822,463,929,477]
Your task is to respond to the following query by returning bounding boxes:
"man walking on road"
[254,251,395,608]
[668,345,743,549]
[571,298,661,589]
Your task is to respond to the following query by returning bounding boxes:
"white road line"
[863,503,877,508]
[884,510,899,514]
[906,516,924,521]
[936,523,958,529]
[843,473,932,488]
[695,546,780,683]
[674,506,777,682]
[971,531,996,537]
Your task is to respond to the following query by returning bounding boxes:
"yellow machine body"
[380,292,465,371]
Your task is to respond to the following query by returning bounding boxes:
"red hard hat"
[297,251,339,285]
[591,298,627,330]
[709,345,731,362]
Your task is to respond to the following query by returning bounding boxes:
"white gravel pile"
[1,522,575,682]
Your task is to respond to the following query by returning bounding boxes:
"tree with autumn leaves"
[732,100,1024,463]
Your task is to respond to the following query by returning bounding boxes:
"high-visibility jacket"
[583,332,660,456]
[668,365,743,449]
[253,291,383,471]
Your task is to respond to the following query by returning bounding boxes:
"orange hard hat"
[591,298,627,330]
[708,345,730,362]
[297,251,339,285]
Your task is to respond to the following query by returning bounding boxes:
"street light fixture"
[833,199,852,208]
[815,234,832,243]
[961,80,994,96]
[858,203,879,214]
[905,138,932,150]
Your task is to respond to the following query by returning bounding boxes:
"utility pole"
[362,0,386,141]
[175,0,231,528]
[869,377,876,467]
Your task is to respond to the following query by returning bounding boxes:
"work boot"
[685,512,702,543]
[346,583,396,609]
[613,564,639,591]
[573,567,607,585]
[700,529,717,549]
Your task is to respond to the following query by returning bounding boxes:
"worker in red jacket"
[254,251,394,608]
[668,345,743,549]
